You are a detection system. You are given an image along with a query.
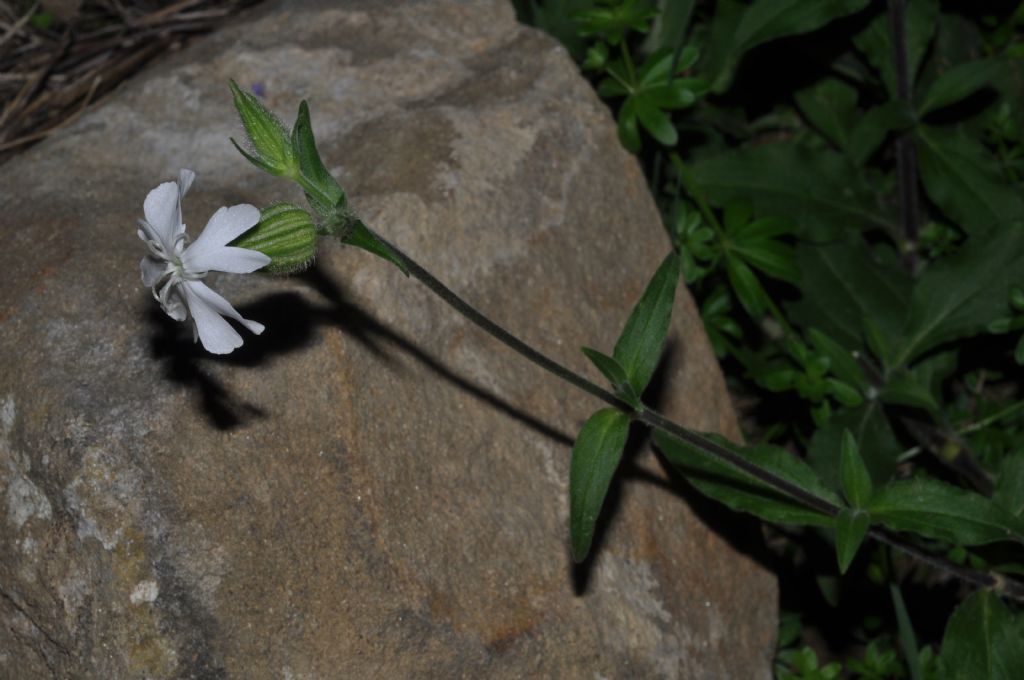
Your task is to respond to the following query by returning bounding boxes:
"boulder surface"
[0,0,777,677]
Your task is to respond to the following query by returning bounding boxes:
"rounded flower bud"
[230,203,318,274]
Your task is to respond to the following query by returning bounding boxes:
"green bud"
[231,203,318,274]
[229,80,298,177]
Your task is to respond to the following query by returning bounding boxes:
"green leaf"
[574,0,657,45]
[794,77,858,150]
[890,583,924,680]
[828,378,863,407]
[617,97,641,152]
[612,252,681,395]
[654,431,839,527]
[937,590,1024,680]
[652,0,696,53]
[840,429,873,508]
[835,508,870,574]
[915,126,1024,235]
[807,328,867,390]
[291,100,346,216]
[732,239,800,284]
[880,372,941,412]
[570,409,631,562]
[807,403,901,493]
[342,219,410,275]
[868,478,1024,546]
[788,238,910,352]
[918,59,1003,116]
[994,453,1024,518]
[581,347,641,410]
[852,0,939,98]
[711,0,871,92]
[893,227,1024,367]
[725,255,768,319]
[690,143,896,239]
[634,96,678,146]
[848,101,916,166]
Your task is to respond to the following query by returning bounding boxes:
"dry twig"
[0,0,260,165]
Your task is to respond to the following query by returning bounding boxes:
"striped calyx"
[230,202,318,274]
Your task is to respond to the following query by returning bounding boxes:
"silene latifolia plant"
[139,81,1024,618]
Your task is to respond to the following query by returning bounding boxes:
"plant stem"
[362,225,1024,601]
[897,398,1024,463]
[620,41,637,85]
[888,0,921,273]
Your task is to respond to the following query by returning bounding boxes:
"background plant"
[514,0,1024,676]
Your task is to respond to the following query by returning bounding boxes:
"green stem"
[620,41,637,85]
[359,225,1024,601]
[897,399,1024,463]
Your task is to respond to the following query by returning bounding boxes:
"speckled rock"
[0,0,777,677]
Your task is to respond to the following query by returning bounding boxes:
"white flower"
[138,169,271,354]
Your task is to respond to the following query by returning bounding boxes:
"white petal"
[175,170,196,239]
[157,279,187,321]
[184,246,270,275]
[178,169,196,199]
[185,204,260,264]
[140,256,167,287]
[181,281,245,354]
[142,180,182,251]
[185,280,265,335]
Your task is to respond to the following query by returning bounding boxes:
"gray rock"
[0,0,777,677]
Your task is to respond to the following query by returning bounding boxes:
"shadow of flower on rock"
[147,266,574,448]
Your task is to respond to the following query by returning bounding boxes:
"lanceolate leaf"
[835,508,870,574]
[840,430,873,508]
[291,100,346,216]
[613,252,681,395]
[807,402,900,493]
[725,255,767,319]
[581,347,641,410]
[868,478,1024,546]
[937,590,1024,680]
[570,409,631,562]
[654,431,838,527]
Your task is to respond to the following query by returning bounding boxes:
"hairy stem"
[360,225,1024,601]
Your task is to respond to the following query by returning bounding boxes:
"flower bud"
[231,203,318,274]
[229,80,298,177]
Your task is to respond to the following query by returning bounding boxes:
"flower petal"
[184,246,270,275]
[178,169,195,200]
[180,281,246,354]
[143,180,182,251]
[140,256,167,287]
[185,204,260,264]
[185,280,265,335]
[175,169,196,239]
